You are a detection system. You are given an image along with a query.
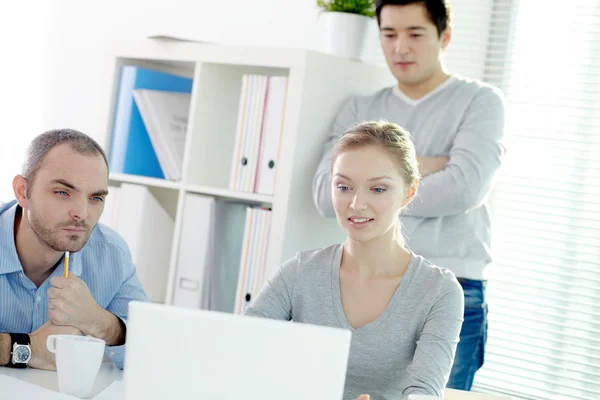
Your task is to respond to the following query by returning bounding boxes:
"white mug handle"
[46,335,58,353]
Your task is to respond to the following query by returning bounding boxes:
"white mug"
[46,334,106,398]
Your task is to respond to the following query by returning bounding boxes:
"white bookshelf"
[108,173,271,204]
[97,38,395,305]
[109,173,182,190]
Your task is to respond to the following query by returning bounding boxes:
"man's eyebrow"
[50,179,79,191]
[381,26,426,32]
[50,179,108,197]
[91,189,109,197]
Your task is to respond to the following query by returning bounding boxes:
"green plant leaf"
[316,0,376,17]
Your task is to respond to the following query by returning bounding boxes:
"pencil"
[64,251,70,278]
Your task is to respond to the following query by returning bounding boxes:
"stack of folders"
[109,65,193,181]
[229,74,289,196]
[171,193,272,314]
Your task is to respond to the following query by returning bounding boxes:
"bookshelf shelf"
[183,184,273,205]
[97,38,395,306]
[109,173,182,190]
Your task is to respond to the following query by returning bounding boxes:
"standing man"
[0,129,148,371]
[312,0,506,390]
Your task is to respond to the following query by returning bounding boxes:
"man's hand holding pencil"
[47,252,124,346]
[47,273,106,338]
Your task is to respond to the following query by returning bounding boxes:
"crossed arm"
[313,88,506,218]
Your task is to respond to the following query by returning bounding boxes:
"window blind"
[471,1,600,399]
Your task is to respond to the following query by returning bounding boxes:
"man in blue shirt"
[0,128,148,371]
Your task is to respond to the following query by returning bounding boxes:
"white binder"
[229,74,268,192]
[172,193,216,309]
[172,195,249,312]
[254,76,289,195]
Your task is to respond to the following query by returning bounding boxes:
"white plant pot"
[316,11,372,60]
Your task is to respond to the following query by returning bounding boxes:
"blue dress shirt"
[0,200,148,369]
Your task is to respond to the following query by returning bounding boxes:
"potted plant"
[315,0,376,60]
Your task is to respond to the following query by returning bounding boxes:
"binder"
[254,76,289,195]
[206,201,248,313]
[233,207,272,315]
[229,74,268,192]
[172,196,250,313]
[133,89,191,181]
[172,194,216,309]
[109,66,193,179]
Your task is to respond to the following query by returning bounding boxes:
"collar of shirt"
[392,75,457,106]
[0,200,83,277]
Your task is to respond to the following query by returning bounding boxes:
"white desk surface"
[0,360,123,398]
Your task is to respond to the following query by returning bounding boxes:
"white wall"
[0,0,321,200]
[0,0,492,201]
[43,0,322,138]
[0,3,50,201]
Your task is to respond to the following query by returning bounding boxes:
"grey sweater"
[312,76,506,280]
[245,244,464,400]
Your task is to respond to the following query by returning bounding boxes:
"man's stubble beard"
[27,206,91,253]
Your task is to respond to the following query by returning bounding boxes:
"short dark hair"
[22,128,109,186]
[375,0,451,37]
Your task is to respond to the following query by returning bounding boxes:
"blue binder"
[109,66,193,179]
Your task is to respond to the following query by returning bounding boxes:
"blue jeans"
[446,279,488,391]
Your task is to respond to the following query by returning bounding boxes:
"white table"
[1,362,509,400]
[0,360,123,398]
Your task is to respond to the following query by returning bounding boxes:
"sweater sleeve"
[402,274,465,399]
[405,86,507,217]
[243,254,299,321]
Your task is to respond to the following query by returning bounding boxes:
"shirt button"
[36,296,41,303]
[20,273,24,279]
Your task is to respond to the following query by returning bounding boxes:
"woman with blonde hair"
[245,121,464,400]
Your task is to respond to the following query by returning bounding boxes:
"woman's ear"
[401,181,419,208]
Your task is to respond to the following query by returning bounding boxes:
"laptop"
[122,301,352,400]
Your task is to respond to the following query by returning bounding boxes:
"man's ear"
[13,175,29,209]
[440,26,452,50]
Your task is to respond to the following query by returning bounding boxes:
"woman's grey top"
[245,244,464,400]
